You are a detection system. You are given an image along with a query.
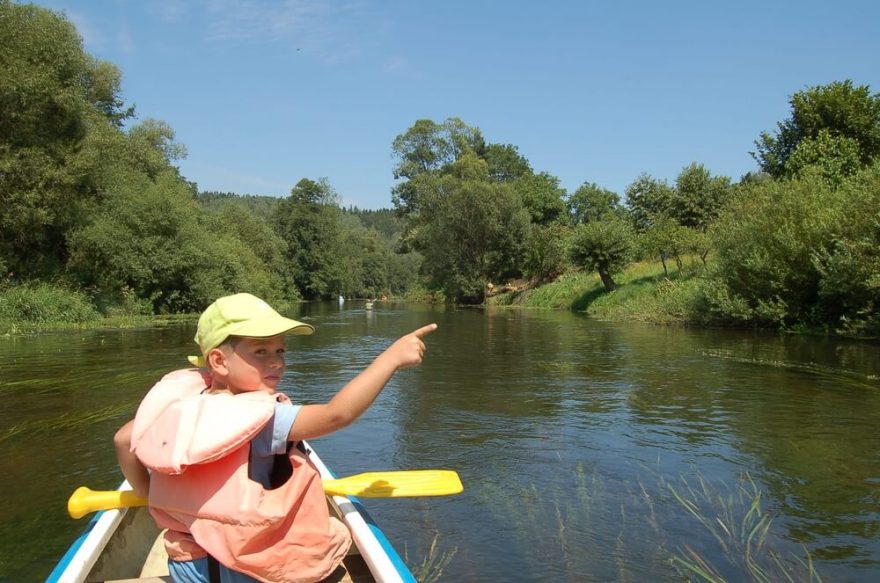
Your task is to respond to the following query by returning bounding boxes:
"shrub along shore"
[2,256,872,339]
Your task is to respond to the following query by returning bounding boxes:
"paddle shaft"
[68,469,462,519]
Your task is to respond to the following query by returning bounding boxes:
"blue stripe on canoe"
[45,510,104,583]
[346,495,418,583]
[319,457,415,582]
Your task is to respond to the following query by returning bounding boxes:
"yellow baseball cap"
[187,293,314,367]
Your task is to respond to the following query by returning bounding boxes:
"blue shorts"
[168,557,258,583]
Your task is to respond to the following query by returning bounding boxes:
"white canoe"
[47,441,417,583]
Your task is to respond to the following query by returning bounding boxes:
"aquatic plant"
[665,472,822,583]
[406,531,457,583]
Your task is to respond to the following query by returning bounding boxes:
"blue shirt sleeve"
[248,402,301,487]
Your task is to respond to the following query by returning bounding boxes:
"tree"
[670,163,732,231]
[784,129,862,185]
[412,153,530,303]
[625,173,674,232]
[0,1,133,277]
[524,223,570,283]
[568,182,623,225]
[67,170,235,313]
[569,217,635,292]
[513,171,567,225]
[753,80,880,177]
[483,143,532,182]
[391,118,485,216]
[273,178,345,300]
[711,173,844,325]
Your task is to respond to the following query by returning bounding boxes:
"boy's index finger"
[412,323,438,339]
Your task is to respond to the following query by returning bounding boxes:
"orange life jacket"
[130,369,351,583]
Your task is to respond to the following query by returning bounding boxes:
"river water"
[1,302,878,582]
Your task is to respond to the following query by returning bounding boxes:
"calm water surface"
[1,303,878,582]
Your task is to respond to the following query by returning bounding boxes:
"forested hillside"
[2,1,879,336]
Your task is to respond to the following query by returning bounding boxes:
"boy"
[114,293,437,583]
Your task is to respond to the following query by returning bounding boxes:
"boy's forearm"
[327,352,399,424]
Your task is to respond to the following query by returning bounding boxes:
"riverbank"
[488,260,880,340]
[488,260,705,324]
[3,260,874,339]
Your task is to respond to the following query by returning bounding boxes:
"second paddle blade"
[322,470,463,498]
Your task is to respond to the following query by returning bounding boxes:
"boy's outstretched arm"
[290,323,438,441]
[114,419,150,498]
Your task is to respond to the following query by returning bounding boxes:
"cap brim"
[229,315,315,339]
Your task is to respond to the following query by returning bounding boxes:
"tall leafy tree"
[413,153,530,303]
[568,182,623,225]
[625,173,674,232]
[513,171,567,225]
[784,128,862,185]
[483,143,532,182]
[273,178,345,299]
[670,163,732,231]
[0,1,132,277]
[67,170,227,313]
[391,118,485,216]
[753,80,880,177]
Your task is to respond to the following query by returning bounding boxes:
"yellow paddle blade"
[322,470,463,498]
[67,470,463,518]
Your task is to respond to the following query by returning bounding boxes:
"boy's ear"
[206,347,229,375]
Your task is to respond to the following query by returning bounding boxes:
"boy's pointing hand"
[389,323,438,369]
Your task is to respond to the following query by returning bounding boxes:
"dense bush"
[710,162,879,329]
[0,283,100,324]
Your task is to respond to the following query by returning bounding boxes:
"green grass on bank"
[489,259,708,325]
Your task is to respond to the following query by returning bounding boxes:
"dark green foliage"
[483,143,532,182]
[344,207,405,240]
[569,217,635,292]
[784,129,862,185]
[812,162,880,333]
[273,178,346,300]
[568,182,624,225]
[754,80,880,177]
[413,154,531,303]
[707,165,880,328]
[513,172,567,225]
[524,224,570,283]
[671,163,733,231]
[625,174,675,232]
[391,118,486,216]
[0,1,131,277]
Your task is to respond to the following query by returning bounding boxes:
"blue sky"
[32,0,880,209]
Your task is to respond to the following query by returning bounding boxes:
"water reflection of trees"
[623,327,880,567]
[396,313,880,574]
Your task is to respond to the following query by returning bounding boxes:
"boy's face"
[217,334,287,393]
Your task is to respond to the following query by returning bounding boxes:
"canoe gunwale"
[304,441,416,583]
[46,482,132,583]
